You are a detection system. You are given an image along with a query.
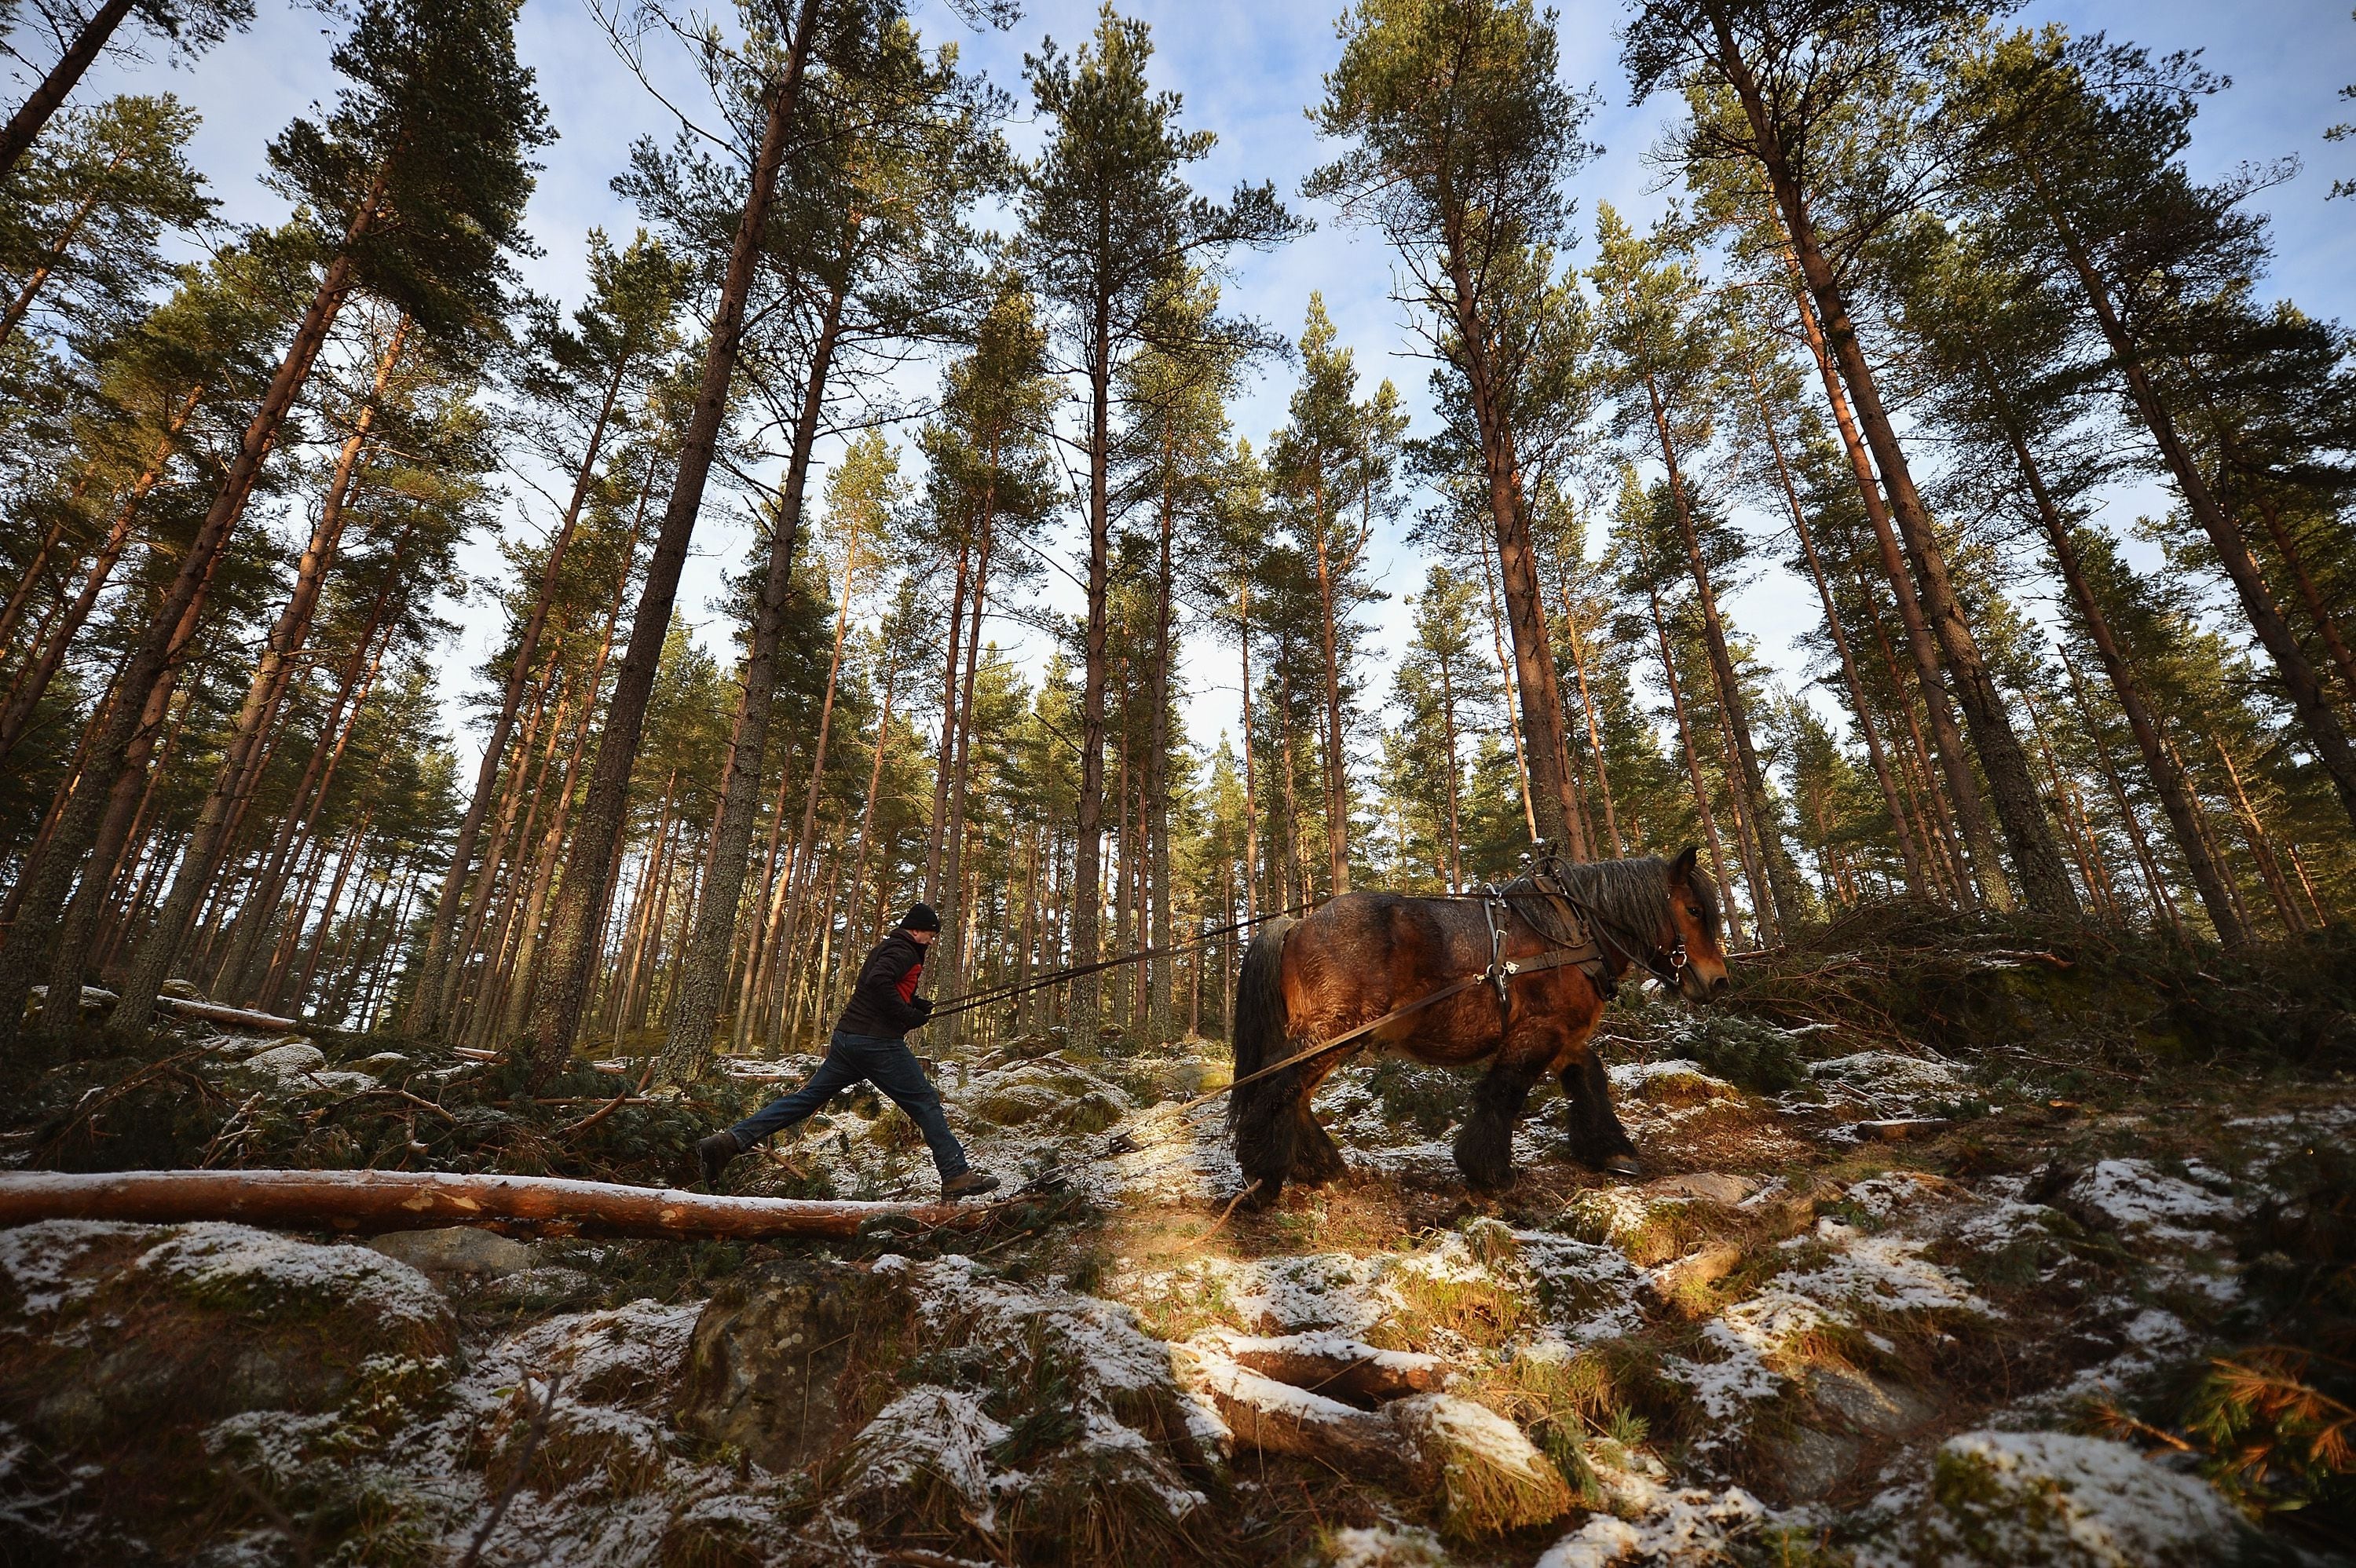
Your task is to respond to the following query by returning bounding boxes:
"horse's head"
[1665,846,1730,1002]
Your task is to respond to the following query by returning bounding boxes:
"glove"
[912,996,936,1018]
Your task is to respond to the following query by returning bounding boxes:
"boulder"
[672,1257,919,1475]
[1915,1431,2252,1567]
[962,1058,1132,1134]
[236,1041,327,1082]
[0,1221,456,1452]
[1390,1391,1574,1537]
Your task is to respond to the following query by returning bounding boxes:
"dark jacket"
[836,929,931,1038]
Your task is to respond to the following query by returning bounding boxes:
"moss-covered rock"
[1915,1431,2255,1566]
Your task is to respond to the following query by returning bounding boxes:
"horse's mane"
[1521,854,1720,945]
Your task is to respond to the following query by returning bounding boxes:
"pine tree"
[1309,0,1594,850]
[1626,0,2081,916]
[525,0,826,1076]
[1268,294,1401,897]
[1016,5,1293,1035]
[0,0,549,1046]
[0,0,251,176]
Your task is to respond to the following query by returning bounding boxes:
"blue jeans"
[730,1030,970,1179]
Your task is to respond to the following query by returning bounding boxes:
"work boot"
[697,1131,742,1186]
[941,1170,1001,1201]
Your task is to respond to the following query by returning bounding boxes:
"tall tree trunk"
[1445,257,1579,846]
[2056,643,2185,941]
[0,139,130,349]
[771,514,862,1009]
[1557,595,1623,859]
[288,814,370,1013]
[1145,470,1174,1040]
[1309,493,1354,893]
[0,386,199,767]
[112,318,411,1029]
[215,560,406,1000]
[1782,227,2007,907]
[0,0,136,177]
[1967,340,2247,943]
[527,9,816,1078]
[0,172,385,1047]
[661,271,846,1078]
[2020,161,2356,829]
[923,539,971,901]
[1738,356,1923,894]
[938,497,995,1052]
[1235,575,1259,921]
[1648,581,1745,945]
[1069,315,1113,1034]
[836,656,901,1007]
[411,349,644,1036]
[1476,526,1540,844]
[2209,733,2302,932]
[1635,350,1799,929]
[1438,637,1465,886]
[1710,16,2078,914]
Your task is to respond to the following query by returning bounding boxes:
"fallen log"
[0,1168,984,1241]
[153,996,302,1031]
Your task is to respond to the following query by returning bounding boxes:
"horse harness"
[1479,856,1688,1008]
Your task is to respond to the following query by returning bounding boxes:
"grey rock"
[475,1265,598,1312]
[1772,1425,1860,1503]
[367,1226,538,1278]
[1813,1365,1936,1438]
[237,1041,327,1080]
[673,1258,919,1475]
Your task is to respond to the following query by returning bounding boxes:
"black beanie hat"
[902,902,941,932]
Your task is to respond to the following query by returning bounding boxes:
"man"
[697,903,1000,1198]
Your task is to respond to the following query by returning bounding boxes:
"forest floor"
[1,904,2353,1566]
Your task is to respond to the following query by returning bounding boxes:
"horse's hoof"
[1596,1153,1644,1179]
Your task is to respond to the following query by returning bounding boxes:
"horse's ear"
[1670,846,1699,886]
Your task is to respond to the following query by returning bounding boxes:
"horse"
[1226,848,1729,1206]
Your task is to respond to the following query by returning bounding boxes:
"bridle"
[1498,850,1693,996]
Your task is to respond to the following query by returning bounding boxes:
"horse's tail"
[1227,916,1299,1191]
[1227,916,1294,1124]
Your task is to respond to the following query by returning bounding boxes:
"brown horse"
[1227,849,1729,1204]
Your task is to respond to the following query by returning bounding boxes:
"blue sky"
[49,0,2356,776]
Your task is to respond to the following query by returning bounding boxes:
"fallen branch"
[0,1168,986,1240]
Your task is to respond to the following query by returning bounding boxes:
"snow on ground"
[5,1026,2345,1565]
[1535,1452,1769,1568]
[2069,1157,2240,1242]
[1871,1430,2255,1567]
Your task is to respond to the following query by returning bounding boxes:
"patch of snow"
[1608,1059,1739,1098]
[1912,1431,2247,1567]
[2070,1160,2240,1242]
[1326,1522,1449,1567]
[1808,1051,1965,1106]
[845,1385,1008,1527]
[1663,1334,1787,1426]
[1777,1223,1992,1318]
[0,1220,151,1319]
[134,1223,447,1333]
[1841,1171,1948,1219]
[1538,1456,1768,1567]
